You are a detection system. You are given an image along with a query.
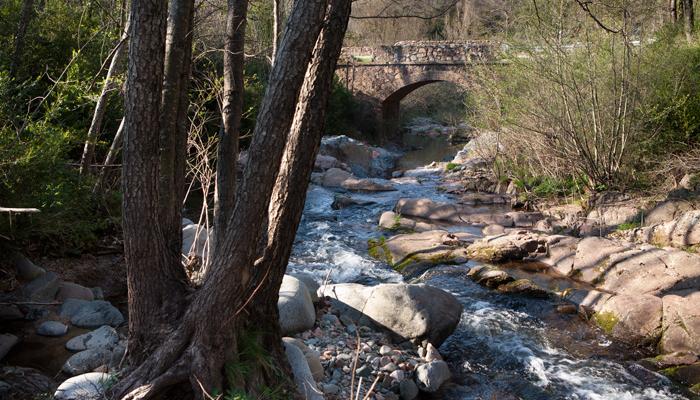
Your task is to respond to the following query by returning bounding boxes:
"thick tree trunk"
[122,0,188,366]
[683,0,694,42]
[212,0,248,257]
[158,0,195,286]
[114,0,336,398]
[79,23,130,175]
[671,0,678,22]
[10,0,35,77]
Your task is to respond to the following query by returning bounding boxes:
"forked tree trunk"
[122,0,189,366]
[113,0,344,398]
[212,0,249,255]
[158,0,195,286]
[79,22,130,175]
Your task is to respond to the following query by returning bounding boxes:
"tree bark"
[113,0,334,398]
[212,0,249,257]
[10,0,35,77]
[79,22,130,175]
[158,0,195,288]
[272,0,282,63]
[682,0,694,42]
[122,0,188,366]
[671,0,678,22]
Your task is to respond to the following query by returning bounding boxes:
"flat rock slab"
[571,237,633,284]
[466,232,547,263]
[369,230,470,272]
[60,299,124,328]
[660,291,700,355]
[594,294,663,347]
[395,198,514,226]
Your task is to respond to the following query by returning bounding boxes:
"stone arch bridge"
[336,41,500,141]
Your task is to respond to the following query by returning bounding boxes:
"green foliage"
[326,78,356,134]
[617,221,641,231]
[445,162,459,171]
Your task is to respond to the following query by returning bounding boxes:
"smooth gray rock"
[319,283,462,347]
[54,372,112,399]
[66,326,119,352]
[0,334,19,361]
[57,282,95,301]
[400,379,419,400]
[283,340,323,400]
[278,275,316,335]
[62,348,113,376]
[283,337,323,382]
[37,321,69,337]
[12,253,46,280]
[320,167,353,187]
[660,291,700,355]
[289,272,320,303]
[415,360,451,392]
[60,299,124,328]
[23,271,59,300]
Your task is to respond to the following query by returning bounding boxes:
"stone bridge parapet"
[338,41,497,66]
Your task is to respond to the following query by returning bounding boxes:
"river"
[287,148,692,399]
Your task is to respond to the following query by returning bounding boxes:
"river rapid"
[286,154,692,399]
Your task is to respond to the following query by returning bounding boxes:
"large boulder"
[283,340,323,400]
[395,198,514,226]
[314,154,347,172]
[378,211,436,233]
[320,135,399,178]
[341,177,396,192]
[645,200,697,226]
[593,294,663,347]
[319,167,353,187]
[57,282,95,301]
[54,372,112,400]
[288,272,321,303]
[66,326,120,352]
[62,348,114,376]
[318,283,462,346]
[466,232,547,263]
[0,366,56,399]
[60,299,124,328]
[660,291,700,355]
[278,275,316,335]
[368,230,471,273]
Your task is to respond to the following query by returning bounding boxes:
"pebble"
[381,362,398,372]
[356,365,372,378]
[379,345,393,355]
[425,342,442,362]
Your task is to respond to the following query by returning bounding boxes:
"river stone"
[54,372,112,400]
[314,154,346,171]
[631,210,700,248]
[497,279,549,298]
[467,265,514,288]
[283,337,323,382]
[660,291,700,355]
[395,198,513,226]
[645,200,697,226]
[594,294,663,346]
[23,271,59,301]
[0,366,56,399]
[319,283,462,346]
[37,321,69,337]
[369,230,470,273]
[60,299,124,328]
[62,348,113,376]
[288,272,320,303]
[12,253,46,280]
[320,167,353,187]
[506,212,544,227]
[466,232,547,263]
[415,360,451,392]
[342,177,396,192]
[66,325,119,352]
[596,247,700,295]
[57,282,95,301]
[482,224,505,236]
[571,237,633,284]
[319,135,398,178]
[283,340,323,400]
[0,334,19,361]
[278,275,316,335]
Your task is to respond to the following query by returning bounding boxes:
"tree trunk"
[79,22,130,175]
[272,0,282,63]
[158,0,195,288]
[113,0,336,398]
[122,0,188,366]
[93,117,125,193]
[671,0,678,22]
[212,0,249,257]
[10,0,35,77]
[683,0,694,42]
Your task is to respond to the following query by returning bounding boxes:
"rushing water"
[287,165,692,399]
